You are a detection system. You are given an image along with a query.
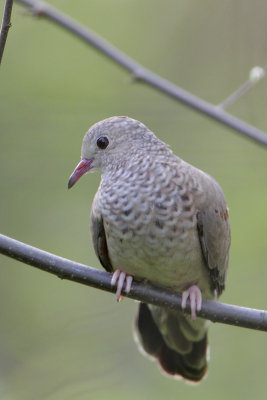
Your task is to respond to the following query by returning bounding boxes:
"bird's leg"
[111,269,133,301]
[181,285,202,320]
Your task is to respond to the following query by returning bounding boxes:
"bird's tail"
[134,302,209,383]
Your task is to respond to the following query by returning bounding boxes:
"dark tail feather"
[134,302,208,383]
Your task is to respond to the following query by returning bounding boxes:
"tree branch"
[15,0,267,147]
[219,65,267,109]
[0,233,266,332]
[0,0,14,65]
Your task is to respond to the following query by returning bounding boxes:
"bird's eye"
[97,136,109,149]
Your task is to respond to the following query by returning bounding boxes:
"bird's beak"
[68,158,94,189]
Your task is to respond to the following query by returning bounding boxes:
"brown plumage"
[68,116,231,382]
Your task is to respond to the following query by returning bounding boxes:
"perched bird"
[68,116,230,382]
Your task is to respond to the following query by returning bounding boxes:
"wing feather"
[90,213,113,273]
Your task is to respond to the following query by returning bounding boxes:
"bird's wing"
[196,203,231,295]
[90,212,114,273]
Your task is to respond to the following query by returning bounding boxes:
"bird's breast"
[95,166,207,290]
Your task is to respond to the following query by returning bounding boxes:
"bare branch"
[219,65,267,109]
[0,233,266,332]
[15,0,267,147]
[0,0,14,65]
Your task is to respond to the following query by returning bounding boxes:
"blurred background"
[0,0,266,399]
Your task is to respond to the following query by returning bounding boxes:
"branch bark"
[0,0,14,65]
[15,0,267,147]
[0,233,266,332]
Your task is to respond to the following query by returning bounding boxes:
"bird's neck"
[100,150,182,188]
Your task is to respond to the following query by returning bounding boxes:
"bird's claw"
[181,285,202,320]
[111,269,133,301]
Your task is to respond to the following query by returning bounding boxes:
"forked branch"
[15,0,267,147]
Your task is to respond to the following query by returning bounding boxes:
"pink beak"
[68,158,94,189]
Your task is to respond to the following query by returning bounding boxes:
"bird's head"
[68,116,168,189]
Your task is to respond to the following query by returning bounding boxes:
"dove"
[68,116,230,382]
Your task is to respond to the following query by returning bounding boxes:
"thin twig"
[219,65,267,109]
[0,233,266,332]
[0,0,14,64]
[15,0,267,147]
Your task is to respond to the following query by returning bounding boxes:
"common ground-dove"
[68,116,230,382]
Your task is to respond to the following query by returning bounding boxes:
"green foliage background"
[0,1,266,399]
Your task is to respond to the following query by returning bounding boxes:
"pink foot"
[110,269,133,301]
[181,285,202,320]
